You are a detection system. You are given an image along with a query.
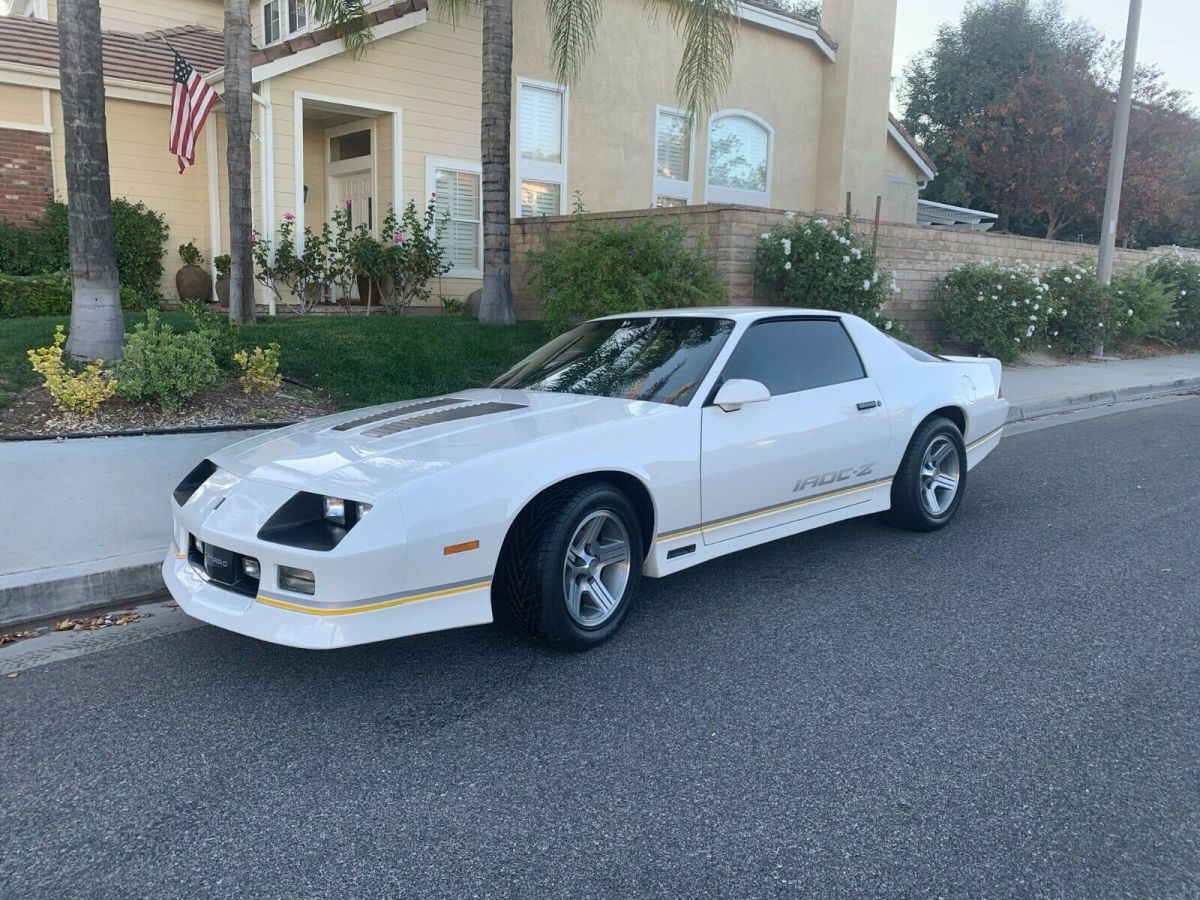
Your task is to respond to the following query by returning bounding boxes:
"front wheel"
[886,417,966,532]
[494,482,644,650]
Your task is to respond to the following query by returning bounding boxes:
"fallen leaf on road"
[5,672,17,678]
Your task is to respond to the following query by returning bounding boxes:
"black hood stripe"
[364,401,527,437]
[332,397,467,432]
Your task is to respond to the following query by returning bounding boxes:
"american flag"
[168,51,218,174]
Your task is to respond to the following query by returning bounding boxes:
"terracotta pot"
[215,276,230,306]
[176,264,212,301]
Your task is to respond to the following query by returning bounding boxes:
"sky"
[890,0,1200,115]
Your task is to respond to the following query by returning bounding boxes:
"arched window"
[704,111,773,207]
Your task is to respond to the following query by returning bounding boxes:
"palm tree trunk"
[225,0,257,324]
[477,0,516,325]
[57,0,123,362]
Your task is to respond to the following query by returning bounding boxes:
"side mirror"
[713,378,770,412]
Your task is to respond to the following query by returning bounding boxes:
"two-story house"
[0,0,935,307]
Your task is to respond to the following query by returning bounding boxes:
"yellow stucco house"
[0,0,934,309]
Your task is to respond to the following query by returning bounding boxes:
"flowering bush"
[27,326,117,415]
[528,199,724,333]
[1108,266,1176,345]
[1042,261,1119,355]
[379,198,452,313]
[1145,254,1200,345]
[251,217,330,314]
[755,217,901,333]
[934,261,1049,361]
[233,343,283,394]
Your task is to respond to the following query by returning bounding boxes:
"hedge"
[0,198,169,299]
[0,272,141,318]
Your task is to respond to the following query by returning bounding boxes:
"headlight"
[323,497,372,526]
[259,493,374,551]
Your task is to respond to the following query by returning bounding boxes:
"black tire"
[886,416,967,532]
[493,481,644,650]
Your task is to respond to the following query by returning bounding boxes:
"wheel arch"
[920,404,966,436]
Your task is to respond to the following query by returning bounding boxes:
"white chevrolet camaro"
[164,308,1008,650]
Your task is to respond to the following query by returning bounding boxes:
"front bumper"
[163,552,494,649]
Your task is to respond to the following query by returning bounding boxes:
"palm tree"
[57,0,123,362]
[281,0,739,326]
[443,0,740,324]
[225,0,257,324]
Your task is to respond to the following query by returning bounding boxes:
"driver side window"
[720,318,866,396]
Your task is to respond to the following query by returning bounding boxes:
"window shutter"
[519,85,562,163]
[655,111,690,181]
[434,168,481,271]
[707,116,769,192]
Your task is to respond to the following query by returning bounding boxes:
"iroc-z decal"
[793,463,875,494]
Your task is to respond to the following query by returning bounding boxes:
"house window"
[705,111,772,207]
[653,107,693,207]
[517,80,566,217]
[263,0,306,44]
[427,158,483,277]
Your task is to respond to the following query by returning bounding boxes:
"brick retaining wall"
[0,128,53,226]
[511,205,1200,345]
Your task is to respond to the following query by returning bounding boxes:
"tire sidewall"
[902,419,967,529]
[538,486,644,648]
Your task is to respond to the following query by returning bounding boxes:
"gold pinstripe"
[255,580,492,617]
[657,477,893,543]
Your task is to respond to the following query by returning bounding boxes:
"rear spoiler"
[940,355,1004,393]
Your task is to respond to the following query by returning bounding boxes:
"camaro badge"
[793,464,875,493]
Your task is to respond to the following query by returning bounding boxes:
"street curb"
[0,561,165,630]
[1004,376,1200,423]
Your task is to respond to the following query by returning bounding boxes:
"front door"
[700,318,891,544]
[326,118,376,234]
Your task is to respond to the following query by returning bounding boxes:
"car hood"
[208,388,674,501]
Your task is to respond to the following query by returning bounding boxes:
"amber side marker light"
[443,540,480,556]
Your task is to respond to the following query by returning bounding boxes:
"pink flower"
[344,198,353,207]
[394,233,406,244]
[282,211,295,222]
[430,192,437,198]
[249,231,257,243]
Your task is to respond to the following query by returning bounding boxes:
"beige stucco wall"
[46,0,223,33]
[880,134,921,224]
[513,0,829,214]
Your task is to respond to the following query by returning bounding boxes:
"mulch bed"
[0,378,334,439]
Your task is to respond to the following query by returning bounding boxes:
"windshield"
[492,316,735,406]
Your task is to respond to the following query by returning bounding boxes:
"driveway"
[1,398,1197,898]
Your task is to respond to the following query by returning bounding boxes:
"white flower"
[761,232,771,240]
[1029,315,1037,322]
[1127,309,1134,317]
[784,261,792,271]
[1046,306,1053,314]
[1010,301,1017,307]
[1026,326,1035,337]
[1098,322,1105,328]
[815,252,820,260]
[780,238,792,255]
[862,280,871,291]
[1181,290,1187,296]
[842,255,850,263]
[784,211,796,220]
[1033,304,1039,311]
[1015,337,1021,344]
[991,294,999,300]
[1063,275,1073,284]
[851,247,862,259]
[884,321,894,331]
[1052,331,1059,336]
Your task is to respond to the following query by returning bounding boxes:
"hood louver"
[331,397,467,432]
[363,401,527,437]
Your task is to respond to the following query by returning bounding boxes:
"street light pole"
[1094,0,1143,358]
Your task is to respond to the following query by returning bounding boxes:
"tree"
[57,0,123,362]
[224,0,256,324]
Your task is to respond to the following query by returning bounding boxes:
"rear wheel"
[494,482,644,649]
[886,417,966,532]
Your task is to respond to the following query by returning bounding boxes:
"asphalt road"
[2,398,1198,899]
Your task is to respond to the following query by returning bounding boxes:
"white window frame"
[515,77,568,217]
[703,109,773,207]
[652,105,696,207]
[425,156,483,279]
[262,0,310,45]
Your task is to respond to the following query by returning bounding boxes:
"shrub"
[0,272,141,317]
[1042,261,1119,355]
[214,254,231,281]
[528,202,724,334]
[178,241,204,266]
[934,261,1049,361]
[1,200,168,300]
[380,198,452,312]
[180,298,240,370]
[1108,266,1176,345]
[756,216,901,333]
[233,343,283,394]
[27,326,117,415]
[1145,254,1200,344]
[116,310,218,409]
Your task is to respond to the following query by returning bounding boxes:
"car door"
[700,317,891,545]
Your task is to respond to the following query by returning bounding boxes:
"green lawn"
[0,312,549,412]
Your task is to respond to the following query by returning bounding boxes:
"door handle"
[856,400,880,411]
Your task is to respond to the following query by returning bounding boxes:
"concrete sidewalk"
[0,430,267,626]
[1001,352,1200,421]
[2,351,1199,628]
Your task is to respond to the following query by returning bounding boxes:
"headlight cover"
[258,492,373,551]
[173,459,217,506]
